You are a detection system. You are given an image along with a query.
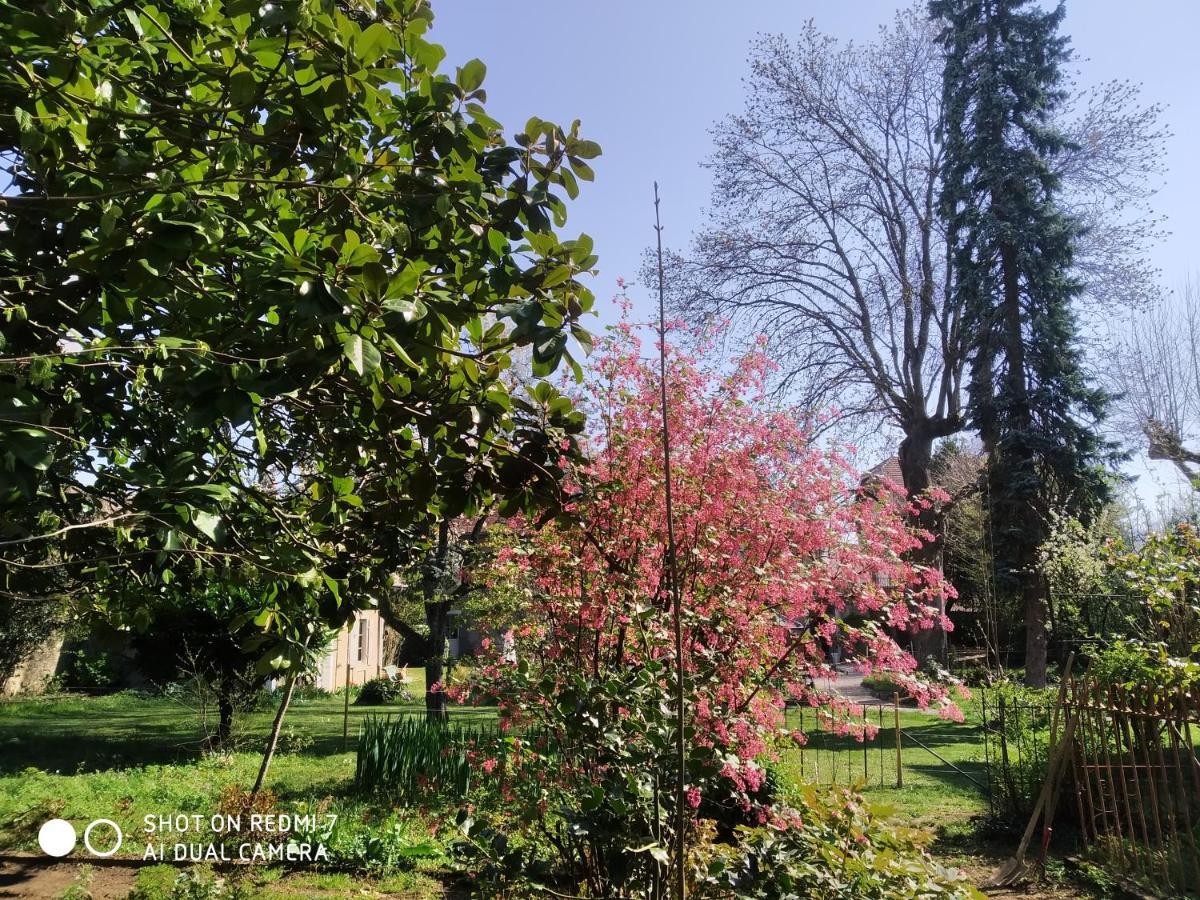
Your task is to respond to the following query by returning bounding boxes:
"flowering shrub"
[453,318,959,896]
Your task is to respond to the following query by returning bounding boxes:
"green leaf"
[356,23,394,67]
[456,58,486,92]
[343,334,381,377]
[192,510,224,542]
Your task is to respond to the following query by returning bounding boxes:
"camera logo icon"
[38,819,123,858]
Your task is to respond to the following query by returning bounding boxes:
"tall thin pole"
[653,182,687,900]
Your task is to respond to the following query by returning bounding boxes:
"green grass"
[778,704,990,831]
[0,684,486,897]
[0,687,992,897]
[0,670,501,776]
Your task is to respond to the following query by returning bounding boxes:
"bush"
[860,673,907,698]
[981,679,1055,824]
[61,647,119,692]
[354,676,415,706]
[702,786,980,899]
[1088,640,1200,691]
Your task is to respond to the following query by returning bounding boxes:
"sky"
[430,0,1200,508]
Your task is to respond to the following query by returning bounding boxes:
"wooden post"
[894,693,903,788]
[878,703,884,786]
[342,655,351,752]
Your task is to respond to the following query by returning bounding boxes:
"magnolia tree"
[452,316,962,897]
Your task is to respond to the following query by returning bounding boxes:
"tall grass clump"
[355,715,489,803]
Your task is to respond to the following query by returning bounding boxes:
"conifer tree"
[931,0,1114,686]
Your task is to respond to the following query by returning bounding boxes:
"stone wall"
[1,633,65,696]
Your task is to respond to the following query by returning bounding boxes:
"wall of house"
[316,612,385,691]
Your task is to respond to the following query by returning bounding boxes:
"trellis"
[1064,677,1200,896]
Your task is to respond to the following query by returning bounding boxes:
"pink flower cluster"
[462,307,958,811]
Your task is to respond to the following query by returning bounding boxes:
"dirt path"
[0,856,138,899]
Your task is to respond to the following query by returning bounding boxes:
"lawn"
[778,704,991,831]
[0,681,490,898]
[0,688,995,898]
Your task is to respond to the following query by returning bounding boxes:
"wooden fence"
[1064,678,1200,896]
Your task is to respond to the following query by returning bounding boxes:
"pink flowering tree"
[453,316,958,896]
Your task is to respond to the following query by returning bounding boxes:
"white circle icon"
[38,819,77,857]
[83,819,123,857]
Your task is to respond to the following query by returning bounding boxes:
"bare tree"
[1109,280,1200,489]
[665,5,1166,500]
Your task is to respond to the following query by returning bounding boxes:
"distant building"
[312,610,387,691]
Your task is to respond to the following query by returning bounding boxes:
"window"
[356,617,369,663]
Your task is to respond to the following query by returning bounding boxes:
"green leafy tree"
[1103,523,1200,659]
[0,0,594,776]
[931,0,1115,686]
[120,579,301,748]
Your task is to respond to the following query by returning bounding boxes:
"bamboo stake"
[1117,685,1153,880]
[1105,685,1145,881]
[1133,686,1170,884]
[1149,690,1185,891]
[653,183,686,900]
[1175,689,1200,892]
[1073,680,1102,847]
[1090,679,1128,868]
[1166,689,1200,891]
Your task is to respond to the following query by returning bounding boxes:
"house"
[312,609,388,692]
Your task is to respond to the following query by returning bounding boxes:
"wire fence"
[791,698,986,792]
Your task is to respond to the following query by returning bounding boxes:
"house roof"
[865,456,905,487]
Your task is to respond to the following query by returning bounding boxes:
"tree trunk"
[898,427,947,669]
[424,599,449,721]
[215,689,235,749]
[1023,571,1048,688]
[251,669,298,797]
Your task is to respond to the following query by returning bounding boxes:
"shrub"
[1089,640,1200,692]
[453,322,961,896]
[860,673,907,698]
[354,676,414,706]
[981,680,1055,824]
[702,786,980,899]
[61,647,119,692]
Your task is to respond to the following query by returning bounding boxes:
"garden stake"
[878,703,884,787]
[1132,687,1170,884]
[1116,686,1151,882]
[1104,684,1142,878]
[343,657,352,752]
[1149,690,1185,889]
[1094,680,1129,868]
[1166,694,1200,890]
[653,182,686,900]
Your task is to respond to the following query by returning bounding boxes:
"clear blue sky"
[432,1,1200,508]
